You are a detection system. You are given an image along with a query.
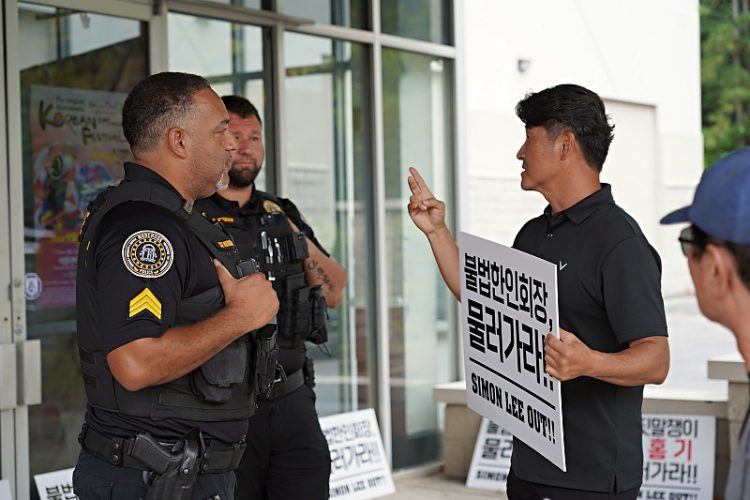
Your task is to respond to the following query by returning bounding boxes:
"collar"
[123,162,183,199]
[544,184,613,226]
[209,183,260,213]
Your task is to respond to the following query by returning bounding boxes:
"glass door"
[12,3,149,498]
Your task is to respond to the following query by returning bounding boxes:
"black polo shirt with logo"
[510,184,668,492]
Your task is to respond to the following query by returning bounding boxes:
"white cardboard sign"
[0,479,11,500]
[33,468,78,500]
[319,409,395,499]
[459,232,565,471]
[465,418,513,491]
[640,414,716,500]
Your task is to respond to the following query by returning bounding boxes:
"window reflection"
[168,13,270,190]
[382,48,456,469]
[381,0,452,45]
[18,2,148,479]
[284,32,375,416]
[282,0,368,29]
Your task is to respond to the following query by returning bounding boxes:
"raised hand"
[407,167,447,236]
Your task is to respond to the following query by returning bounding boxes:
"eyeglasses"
[677,226,696,257]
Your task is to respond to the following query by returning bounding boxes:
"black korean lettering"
[532,278,548,322]
[465,254,478,294]
[504,268,519,310]
[478,257,491,298]
[468,299,486,352]
[484,304,499,353]
[501,314,515,363]
[490,262,505,305]
[518,272,531,315]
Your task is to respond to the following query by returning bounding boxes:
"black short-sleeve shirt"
[79,163,248,443]
[195,188,329,375]
[510,184,668,492]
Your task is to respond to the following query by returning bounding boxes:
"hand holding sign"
[407,167,447,236]
[544,327,593,381]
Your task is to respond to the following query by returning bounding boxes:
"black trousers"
[72,449,236,500]
[506,469,639,500]
[236,384,331,500]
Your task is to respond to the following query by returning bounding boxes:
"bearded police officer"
[72,73,280,500]
[195,95,348,499]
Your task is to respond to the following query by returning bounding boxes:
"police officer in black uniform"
[195,95,348,499]
[72,73,280,500]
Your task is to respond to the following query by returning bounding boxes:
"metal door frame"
[2,2,152,497]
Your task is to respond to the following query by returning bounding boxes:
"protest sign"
[0,479,11,500]
[320,409,395,499]
[33,468,78,500]
[640,414,715,500]
[466,418,513,491]
[459,232,565,471]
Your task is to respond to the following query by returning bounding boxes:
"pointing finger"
[409,167,434,197]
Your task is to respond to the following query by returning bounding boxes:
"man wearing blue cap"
[661,147,750,500]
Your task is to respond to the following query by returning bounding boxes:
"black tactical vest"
[77,180,258,422]
[197,191,327,345]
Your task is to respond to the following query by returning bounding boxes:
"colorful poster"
[458,232,565,471]
[640,414,716,500]
[319,409,395,499]
[29,85,129,309]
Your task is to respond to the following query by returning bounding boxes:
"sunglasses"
[677,226,697,257]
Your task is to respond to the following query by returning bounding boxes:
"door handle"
[0,343,17,410]
[17,340,41,406]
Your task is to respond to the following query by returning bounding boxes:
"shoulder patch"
[121,230,174,279]
[263,199,284,214]
[129,287,162,320]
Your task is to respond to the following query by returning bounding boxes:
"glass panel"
[168,13,270,190]
[282,0,368,29]
[17,2,148,487]
[382,48,456,470]
[201,0,264,9]
[381,0,452,45]
[284,32,375,416]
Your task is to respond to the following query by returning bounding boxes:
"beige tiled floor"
[385,468,507,499]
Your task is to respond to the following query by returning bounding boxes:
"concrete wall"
[460,0,703,296]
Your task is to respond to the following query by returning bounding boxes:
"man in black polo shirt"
[407,83,669,499]
[72,73,279,500]
[195,95,347,499]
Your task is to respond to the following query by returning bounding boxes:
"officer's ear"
[166,127,189,159]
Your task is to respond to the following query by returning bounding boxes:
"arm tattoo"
[307,258,336,292]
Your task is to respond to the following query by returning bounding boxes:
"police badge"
[122,230,174,279]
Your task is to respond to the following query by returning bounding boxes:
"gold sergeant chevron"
[128,288,162,320]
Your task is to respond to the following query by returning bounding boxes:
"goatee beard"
[228,167,259,188]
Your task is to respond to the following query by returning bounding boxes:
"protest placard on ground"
[459,232,565,471]
[640,414,715,500]
[466,418,513,492]
[33,468,77,500]
[319,408,395,499]
[0,479,11,500]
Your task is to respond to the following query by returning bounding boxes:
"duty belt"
[78,424,245,474]
[263,368,305,401]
